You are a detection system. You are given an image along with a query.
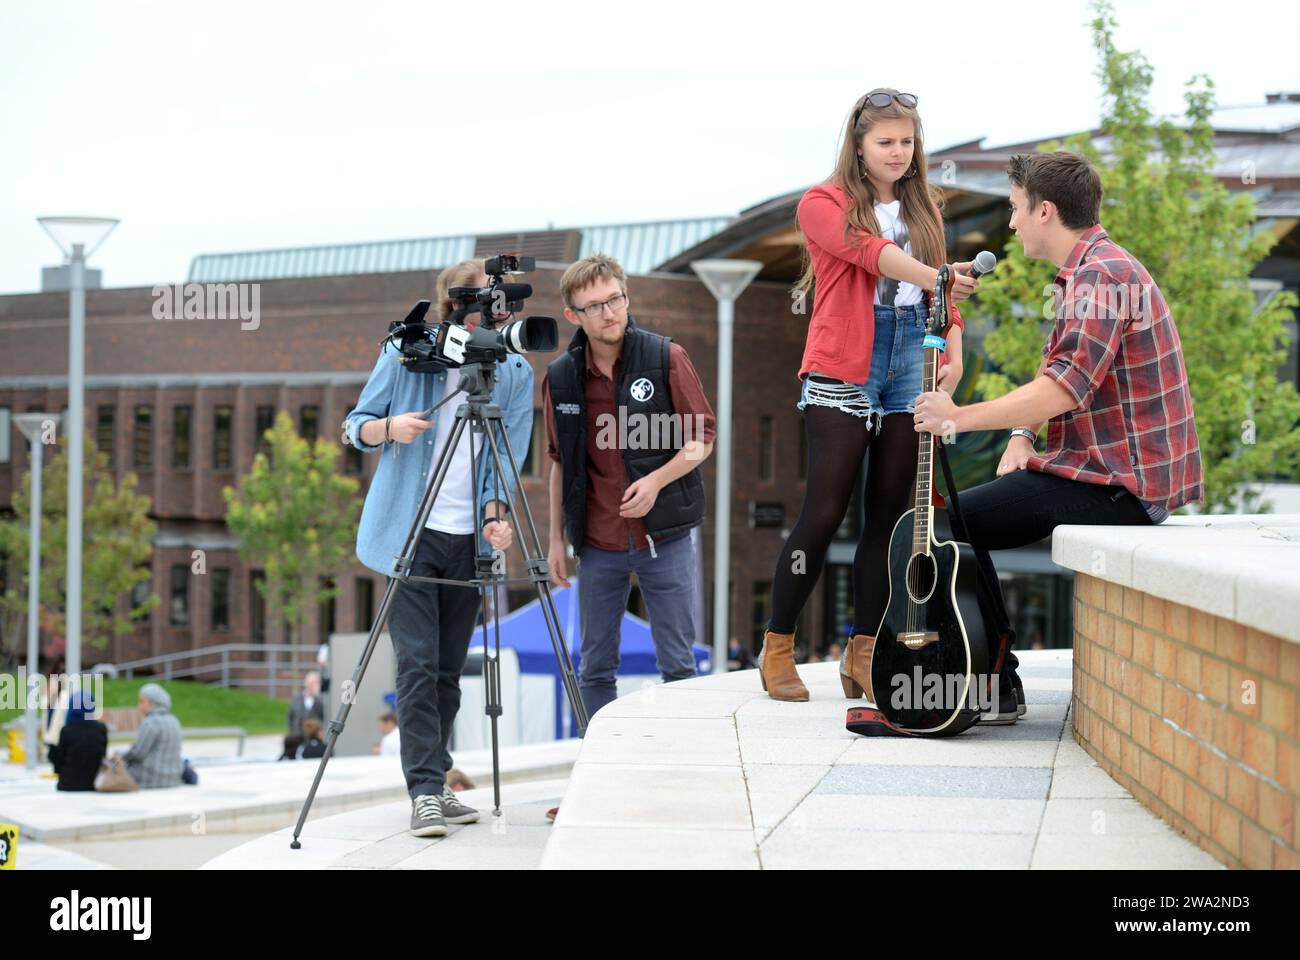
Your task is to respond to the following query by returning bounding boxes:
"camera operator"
[342,258,534,838]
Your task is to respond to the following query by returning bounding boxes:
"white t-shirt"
[380,727,401,756]
[873,199,923,307]
[425,372,481,535]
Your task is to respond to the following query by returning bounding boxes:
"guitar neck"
[913,269,949,559]
[913,343,937,558]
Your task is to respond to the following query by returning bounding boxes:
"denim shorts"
[797,302,930,433]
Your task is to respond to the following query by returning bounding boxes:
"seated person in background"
[119,683,183,788]
[375,712,400,757]
[445,768,475,792]
[297,718,326,759]
[48,693,108,792]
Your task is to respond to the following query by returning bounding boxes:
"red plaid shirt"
[1027,224,1204,511]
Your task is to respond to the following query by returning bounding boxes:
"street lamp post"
[37,217,118,683]
[690,259,763,675]
[14,413,62,770]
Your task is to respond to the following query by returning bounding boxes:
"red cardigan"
[796,181,963,384]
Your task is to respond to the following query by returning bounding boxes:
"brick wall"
[1072,572,1300,868]
[0,268,824,668]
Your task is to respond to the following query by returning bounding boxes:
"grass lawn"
[0,676,290,736]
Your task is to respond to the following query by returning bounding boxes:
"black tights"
[768,405,919,638]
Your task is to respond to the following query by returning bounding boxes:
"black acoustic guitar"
[868,265,990,735]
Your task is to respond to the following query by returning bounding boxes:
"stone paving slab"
[540,650,1225,869]
[202,778,570,870]
[0,739,579,842]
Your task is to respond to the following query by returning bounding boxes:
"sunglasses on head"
[855,91,918,122]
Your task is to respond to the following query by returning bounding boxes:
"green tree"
[224,411,360,646]
[972,0,1300,513]
[0,429,158,669]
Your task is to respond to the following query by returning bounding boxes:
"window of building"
[96,406,115,467]
[355,577,375,631]
[250,570,267,642]
[0,407,9,464]
[213,405,233,470]
[169,564,189,627]
[211,568,231,632]
[255,405,275,461]
[172,405,192,469]
[300,405,319,441]
[131,574,152,623]
[319,576,336,645]
[133,405,152,470]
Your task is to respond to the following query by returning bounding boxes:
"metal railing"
[112,644,319,699]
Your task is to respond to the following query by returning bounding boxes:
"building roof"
[187,216,733,283]
[655,96,1300,283]
[1197,99,1300,135]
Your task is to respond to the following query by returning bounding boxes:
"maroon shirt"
[1028,224,1203,511]
[544,339,716,552]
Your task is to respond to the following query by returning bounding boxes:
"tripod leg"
[466,407,507,816]
[291,413,472,848]
[482,419,590,734]
[290,575,401,847]
[484,649,502,815]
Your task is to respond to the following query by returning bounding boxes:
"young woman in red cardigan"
[758,88,978,702]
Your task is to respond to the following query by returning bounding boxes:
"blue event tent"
[471,576,711,738]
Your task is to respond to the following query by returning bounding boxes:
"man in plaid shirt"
[912,151,1203,723]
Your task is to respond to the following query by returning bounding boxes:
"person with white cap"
[119,683,183,789]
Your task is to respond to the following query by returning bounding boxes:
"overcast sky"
[2,0,1296,295]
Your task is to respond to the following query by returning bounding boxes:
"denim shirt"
[343,337,535,576]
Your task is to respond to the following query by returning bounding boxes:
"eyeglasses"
[572,292,627,319]
[854,91,918,123]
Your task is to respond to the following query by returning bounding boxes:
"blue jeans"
[575,530,700,718]
[386,528,480,798]
[797,302,930,433]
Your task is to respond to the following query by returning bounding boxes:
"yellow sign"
[0,822,17,869]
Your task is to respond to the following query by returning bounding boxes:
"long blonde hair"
[795,88,946,297]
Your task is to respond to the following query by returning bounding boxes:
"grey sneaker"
[410,794,448,837]
[440,785,480,824]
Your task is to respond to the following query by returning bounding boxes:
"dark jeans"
[576,530,699,719]
[948,468,1154,674]
[386,528,481,798]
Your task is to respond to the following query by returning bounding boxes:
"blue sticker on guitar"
[923,334,947,352]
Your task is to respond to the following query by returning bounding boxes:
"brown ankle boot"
[756,629,810,701]
[840,633,876,702]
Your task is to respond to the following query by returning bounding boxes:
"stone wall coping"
[1051,514,1300,644]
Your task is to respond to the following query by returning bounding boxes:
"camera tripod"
[290,357,588,848]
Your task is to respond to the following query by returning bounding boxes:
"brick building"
[0,253,834,670]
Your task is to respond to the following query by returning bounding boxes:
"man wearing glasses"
[543,253,716,719]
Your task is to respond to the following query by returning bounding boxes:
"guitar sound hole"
[904,553,937,604]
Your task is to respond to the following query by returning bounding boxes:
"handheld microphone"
[969,250,997,279]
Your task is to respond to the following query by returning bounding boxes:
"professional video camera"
[385,254,558,372]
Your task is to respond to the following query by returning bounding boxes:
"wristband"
[1010,428,1037,445]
